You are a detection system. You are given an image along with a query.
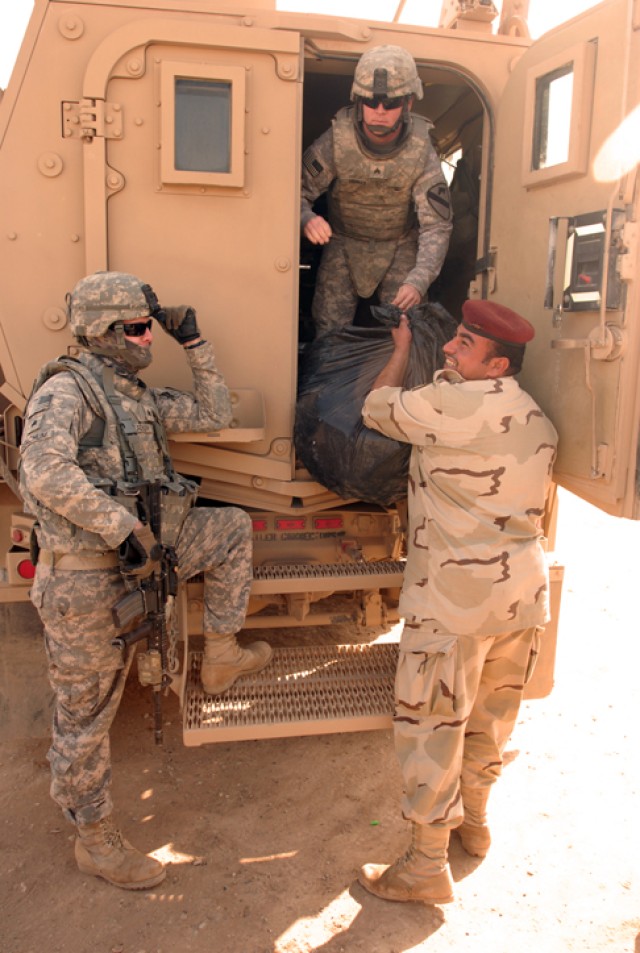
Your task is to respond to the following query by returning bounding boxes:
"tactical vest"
[26,355,197,548]
[327,107,434,296]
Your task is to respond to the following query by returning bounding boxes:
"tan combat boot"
[200,632,272,695]
[457,785,491,858]
[75,817,166,890]
[359,822,454,905]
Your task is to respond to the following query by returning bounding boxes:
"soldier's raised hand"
[155,305,201,345]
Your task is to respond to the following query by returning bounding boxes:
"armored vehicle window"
[175,79,231,173]
[160,62,246,188]
[521,40,596,188]
[532,65,573,170]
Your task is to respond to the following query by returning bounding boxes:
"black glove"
[119,524,159,578]
[154,305,200,345]
[141,283,162,317]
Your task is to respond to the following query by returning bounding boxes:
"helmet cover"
[351,45,423,102]
[68,271,151,339]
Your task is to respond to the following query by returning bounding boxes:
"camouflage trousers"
[312,233,420,335]
[394,622,539,829]
[31,505,252,825]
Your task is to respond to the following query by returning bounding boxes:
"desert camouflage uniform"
[362,368,558,828]
[301,106,452,335]
[19,344,252,825]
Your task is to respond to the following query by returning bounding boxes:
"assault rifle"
[111,480,178,745]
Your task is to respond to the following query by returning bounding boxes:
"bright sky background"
[0,1,602,89]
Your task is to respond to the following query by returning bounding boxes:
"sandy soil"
[1,487,639,953]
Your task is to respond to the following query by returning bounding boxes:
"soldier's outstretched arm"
[404,162,453,298]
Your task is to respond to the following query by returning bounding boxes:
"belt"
[39,550,120,570]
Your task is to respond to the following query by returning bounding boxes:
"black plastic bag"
[294,303,458,506]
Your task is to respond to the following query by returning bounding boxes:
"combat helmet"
[68,271,151,339]
[350,45,423,102]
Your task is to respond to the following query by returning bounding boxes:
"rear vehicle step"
[183,642,398,745]
[250,559,405,594]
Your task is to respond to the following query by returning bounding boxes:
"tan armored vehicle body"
[0,0,638,742]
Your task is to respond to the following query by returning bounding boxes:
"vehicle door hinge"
[62,99,123,142]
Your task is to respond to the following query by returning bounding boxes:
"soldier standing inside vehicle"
[300,45,453,336]
[19,271,272,890]
[358,300,558,905]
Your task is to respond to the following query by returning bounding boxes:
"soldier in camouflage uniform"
[19,271,272,890]
[358,300,558,905]
[301,45,452,336]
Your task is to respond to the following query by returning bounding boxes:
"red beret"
[462,300,534,345]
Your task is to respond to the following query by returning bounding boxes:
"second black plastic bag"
[294,303,458,506]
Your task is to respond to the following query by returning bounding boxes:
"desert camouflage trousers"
[312,233,420,335]
[31,505,252,825]
[393,622,540,829]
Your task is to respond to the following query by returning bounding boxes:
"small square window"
[160,62,245,187]
[175,79,232,173]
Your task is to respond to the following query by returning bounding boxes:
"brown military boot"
[75,817,166,890]
[457,785,491,858]
[200,632,272,695]
[359,823,454,905]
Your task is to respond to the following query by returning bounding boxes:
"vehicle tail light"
[275,518,306,530]
[313,517,344,529]
[17,559,36,580]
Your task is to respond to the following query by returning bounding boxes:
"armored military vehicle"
[0,0,638,742]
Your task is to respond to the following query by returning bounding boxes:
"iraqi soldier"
[19,271,272,890]
[358,300,558,905]
[301,45,452,336]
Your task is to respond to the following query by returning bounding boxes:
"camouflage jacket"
[362,370,558,636]
[301,107,452,296]
[19,342,231,554]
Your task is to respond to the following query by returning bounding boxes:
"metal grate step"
[183,642,399,745]
[250,560,405,594]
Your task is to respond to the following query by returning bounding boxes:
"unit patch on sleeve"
[427,182,452,221]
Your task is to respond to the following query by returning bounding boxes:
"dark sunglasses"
[361,96,404,111]
[122,319,153,337]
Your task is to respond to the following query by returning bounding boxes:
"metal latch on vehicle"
[62,99,123,142]
[469,248,497,298]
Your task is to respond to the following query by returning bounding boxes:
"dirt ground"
[1,487,639,953]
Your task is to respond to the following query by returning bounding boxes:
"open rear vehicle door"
[488,0,640,518]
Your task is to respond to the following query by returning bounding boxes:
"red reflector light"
[313,517,344,530]
[17,559,36,580]
[275,518,306,530]
[252,519,268,532]
[11,529,25,543]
